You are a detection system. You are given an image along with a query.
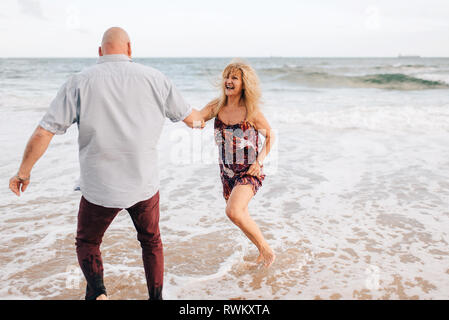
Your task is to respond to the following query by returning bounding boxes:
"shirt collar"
[97,54,132,64]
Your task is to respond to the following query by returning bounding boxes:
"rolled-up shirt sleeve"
[163,79,192,122]
[39,77,79,135]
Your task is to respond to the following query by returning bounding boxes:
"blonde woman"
[200,60,276,267]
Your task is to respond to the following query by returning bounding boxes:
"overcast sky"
[0,0,448,57]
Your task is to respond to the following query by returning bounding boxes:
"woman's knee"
[225,205,246,224]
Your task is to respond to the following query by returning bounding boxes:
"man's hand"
[9,174,30,196]
[9,125,54,197]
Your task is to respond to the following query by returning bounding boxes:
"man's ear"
[127,42,132,58]
[98,46,103,56]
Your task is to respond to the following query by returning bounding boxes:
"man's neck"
[101,50,130,57]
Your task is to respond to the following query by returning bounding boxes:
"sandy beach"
[1,57,449,299]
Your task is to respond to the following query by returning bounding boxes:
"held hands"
[192,120,206,129]
[183,109,207,129]
[9,174,30,196]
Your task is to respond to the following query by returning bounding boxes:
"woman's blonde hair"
[210,59,262,125]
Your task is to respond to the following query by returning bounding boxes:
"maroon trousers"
[75,191,163,300]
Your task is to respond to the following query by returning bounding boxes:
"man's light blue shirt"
[39,54,192,208]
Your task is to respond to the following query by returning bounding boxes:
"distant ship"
[398,54,421,58]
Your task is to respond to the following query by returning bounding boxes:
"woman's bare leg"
[225,184,275,267]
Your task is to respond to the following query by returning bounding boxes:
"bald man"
[100,27,132,56]
[9,27,204,300]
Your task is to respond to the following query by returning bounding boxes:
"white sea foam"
[1,58,448,300]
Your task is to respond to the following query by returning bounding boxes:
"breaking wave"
[260,66,449,90]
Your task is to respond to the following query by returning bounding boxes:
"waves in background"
[1,57,449,299]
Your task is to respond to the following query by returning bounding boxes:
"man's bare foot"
[256,248,276,268]
[96,294,108,300]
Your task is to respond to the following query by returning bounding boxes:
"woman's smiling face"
[224,69,243,97]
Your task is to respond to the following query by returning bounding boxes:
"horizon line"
[1,56,448,59]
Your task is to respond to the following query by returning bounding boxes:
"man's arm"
[9,125,54,196]
[182,108,206,129]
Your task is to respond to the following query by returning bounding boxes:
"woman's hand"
[247,161,262,177]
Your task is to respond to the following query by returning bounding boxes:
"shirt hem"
[80,189,159,209]
[39,120,66,135]
[169,105,192,123]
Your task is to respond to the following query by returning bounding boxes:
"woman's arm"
[199,99,219,122]
[182,108,205,128]
[247,111,275,177]
[183,99,218,128]
[254,111,275,165]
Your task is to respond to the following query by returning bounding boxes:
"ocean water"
[0,57,448,300]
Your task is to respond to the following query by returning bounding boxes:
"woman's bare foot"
[256,247,276,268]
[96,294,108,300]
